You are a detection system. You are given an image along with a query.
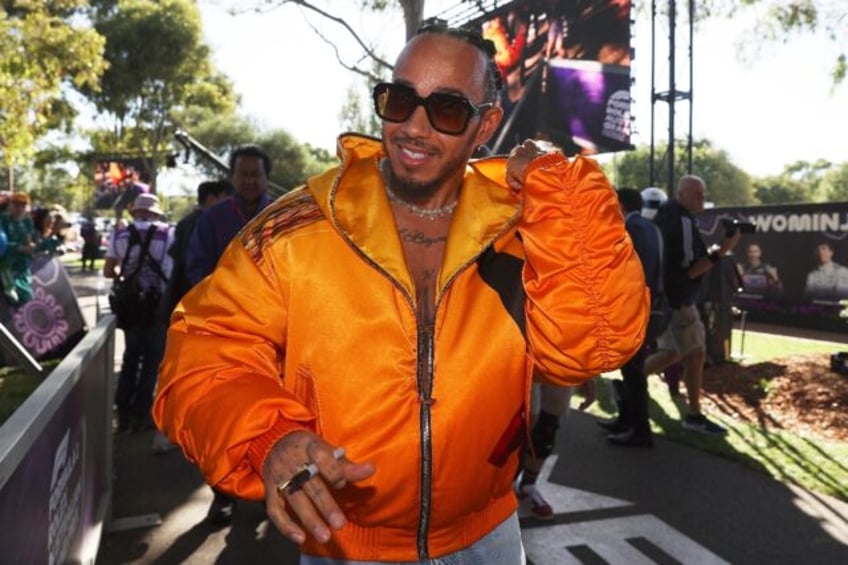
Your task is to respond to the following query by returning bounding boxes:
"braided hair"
[416,18,503,103]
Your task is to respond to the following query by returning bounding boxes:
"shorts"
[656,304,705,357]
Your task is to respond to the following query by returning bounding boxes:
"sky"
[196,0,847,179]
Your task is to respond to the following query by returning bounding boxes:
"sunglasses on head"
[372,82,493,135]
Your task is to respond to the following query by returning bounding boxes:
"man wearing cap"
[104,193,174,432]
[0,192,36,304]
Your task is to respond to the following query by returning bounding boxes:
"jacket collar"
[307,134,521,296]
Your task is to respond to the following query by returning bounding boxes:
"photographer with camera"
[643,175,741,435]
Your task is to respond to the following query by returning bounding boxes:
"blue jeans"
[115,322,167,422]
[300,512,525,565]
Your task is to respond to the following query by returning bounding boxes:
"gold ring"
[276,477,294,497]
[275,463,313,496]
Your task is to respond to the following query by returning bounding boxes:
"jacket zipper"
[413,219,520,559]
[336,235,519,560]
[416,323,435,560]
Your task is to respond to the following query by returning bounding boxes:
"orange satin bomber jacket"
[154,134,648,561]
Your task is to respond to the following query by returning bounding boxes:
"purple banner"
[698,202,848,332]
[0,255,86,361]
[0,332,111,563]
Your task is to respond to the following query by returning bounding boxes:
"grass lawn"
[0,360,61,424]
[727,328,847,364]
[579,329,848,501]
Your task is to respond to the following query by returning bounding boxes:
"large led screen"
[92,157,150,211]
[472,0,632,155]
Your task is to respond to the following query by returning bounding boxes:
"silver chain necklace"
[384,183,458,220]
[381,159,458,220]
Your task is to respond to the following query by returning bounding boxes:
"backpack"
[108,225,168,329]
[647,222,672,341]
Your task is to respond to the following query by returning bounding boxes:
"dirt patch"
[699,353,848,443]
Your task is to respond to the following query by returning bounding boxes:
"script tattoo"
[399,228,446,248]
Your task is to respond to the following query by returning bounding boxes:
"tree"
[702,0,846,86]
[338,57,389,138]
[245,0,423,80]
[821,162,848,202]
[753,159,836,204]
[0,1,106,179]
[257,129,339,193]
[19,145,92,211]
[83,0,238,192]
[752,176,813,204]
[170,112,338,196]
[176,111,262,179]
[607,139,755,206]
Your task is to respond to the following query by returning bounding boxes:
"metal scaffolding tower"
[650,0,695,192]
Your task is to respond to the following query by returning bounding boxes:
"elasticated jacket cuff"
[246,418,313,475]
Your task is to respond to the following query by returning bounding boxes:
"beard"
[382,129,480,203]
[385,167,441,202]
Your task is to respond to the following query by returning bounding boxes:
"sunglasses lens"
[375,84,416,123]
[427,93,472,134]
[373,83,479,135]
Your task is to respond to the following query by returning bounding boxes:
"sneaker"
[517,484,554,520]
[596,418,628,434]
[607,429,654,448]
[683,413,728,436]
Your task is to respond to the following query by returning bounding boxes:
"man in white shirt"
[805,241,848,301]
[104,193,174,432]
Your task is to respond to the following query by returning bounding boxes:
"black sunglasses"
[372,82,493,135]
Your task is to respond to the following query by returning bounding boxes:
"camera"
[722,218,757,237]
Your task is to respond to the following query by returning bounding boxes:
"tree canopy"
[0,1,106,171]
[83,0,238,189]
[725,0,846,85]
[607,140,756,206]
[179,112,339,196]
[754,159,843,204]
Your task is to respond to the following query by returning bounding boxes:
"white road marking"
[520,456,730,565]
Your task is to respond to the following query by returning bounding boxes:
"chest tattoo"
[399,228,447,248]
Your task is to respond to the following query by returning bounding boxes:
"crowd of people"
[0,191,73,305]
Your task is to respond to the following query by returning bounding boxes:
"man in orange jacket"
[155,21,648,564]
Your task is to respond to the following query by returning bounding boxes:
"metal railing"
[0,314,116,564]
